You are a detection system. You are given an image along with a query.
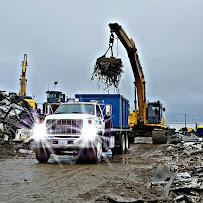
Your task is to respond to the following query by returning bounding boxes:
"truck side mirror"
[163,108,165,112]
[105,104,112,117]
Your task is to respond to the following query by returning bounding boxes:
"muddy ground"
[0,138,177,203]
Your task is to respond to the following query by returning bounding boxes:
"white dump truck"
[34,94,129,163]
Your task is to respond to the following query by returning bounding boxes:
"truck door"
[96,105,105,133]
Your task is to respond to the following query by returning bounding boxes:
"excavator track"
[152,129,167,144]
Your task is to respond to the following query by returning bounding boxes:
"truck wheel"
[114,134,125,155]
[78,144,102,164]
[89,145,102,163]
[128,136,135,144]
[36,147,50,163]
[125,134,129,152]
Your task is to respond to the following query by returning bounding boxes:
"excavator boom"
[19,54,28,97]
[18,54,36,110]
[107,23,167,144]
[93,22,168,144]
[109,23,147,124]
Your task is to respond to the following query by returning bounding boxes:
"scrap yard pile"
[106,135,203,202]
[0,91,37,157]
[154,134,203,202]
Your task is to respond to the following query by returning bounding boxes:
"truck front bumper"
[36,136,100,150]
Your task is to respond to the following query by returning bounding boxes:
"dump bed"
[75,94,129,129]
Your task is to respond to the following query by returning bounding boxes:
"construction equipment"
[18,54,37,110]
[42,90,65,115]
[92,23,167,144]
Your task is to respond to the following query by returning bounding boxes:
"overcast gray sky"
[0,0,203,122]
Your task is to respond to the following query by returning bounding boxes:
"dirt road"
[0,140,172,203]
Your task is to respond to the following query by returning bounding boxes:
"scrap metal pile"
[0,91,36,141]
[152,133,203,202]
[91,32,123,91]
[91,56,123,90]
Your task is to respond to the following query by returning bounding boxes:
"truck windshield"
[55,104,95,115]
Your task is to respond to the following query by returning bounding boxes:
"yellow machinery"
[19,54,37,110]
[103,23,167,143]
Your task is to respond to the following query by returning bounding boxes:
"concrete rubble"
[163,133,203,202]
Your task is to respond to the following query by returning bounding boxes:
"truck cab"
[34,94,129,164]
[46,101,105,138]
[34,100,106,163]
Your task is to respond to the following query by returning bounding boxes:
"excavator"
[18,54,36,110]
[95,23,167,144]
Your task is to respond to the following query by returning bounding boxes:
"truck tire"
[128,131,135,144]
[113,134,125,155]
[77,144,102,164]
[129,136,135,144]
[36,147,50,163]
[88,147,102,163]
[125,134,129,152]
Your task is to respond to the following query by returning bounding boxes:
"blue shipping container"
[75,94,129,129]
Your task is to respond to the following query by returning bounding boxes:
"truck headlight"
[32,123,47,141]
[80,118,100,142]
[81,124,97,142]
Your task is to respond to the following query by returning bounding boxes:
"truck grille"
[46,119,83,134]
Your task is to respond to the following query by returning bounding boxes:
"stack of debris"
[164,133,203,202]
[0,91,38,157]
[0,91,36,141]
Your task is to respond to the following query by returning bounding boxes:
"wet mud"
[0,140,173,203]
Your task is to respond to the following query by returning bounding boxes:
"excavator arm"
[18,54,36,110]
[93,23,168,143]
[19,54,28,97]
[109,23,147,125]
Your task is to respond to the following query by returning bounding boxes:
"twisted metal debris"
[91,56,123,91]
[0,92,36,140]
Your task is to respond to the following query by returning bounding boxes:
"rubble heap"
[0,91,36,141]
[161,133,203,202]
